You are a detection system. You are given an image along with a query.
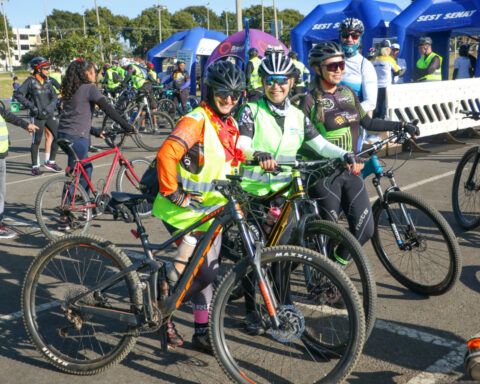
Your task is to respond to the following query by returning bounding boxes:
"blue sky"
[5,0,412,28]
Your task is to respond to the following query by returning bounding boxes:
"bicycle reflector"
[466,337,480,380]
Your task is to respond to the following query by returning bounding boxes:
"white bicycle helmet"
[258,53,296,77]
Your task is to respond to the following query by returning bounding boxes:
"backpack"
[139,159,159,201]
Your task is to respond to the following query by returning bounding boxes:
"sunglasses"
[321,61,346,72]
[214,88,241,101]
[42,67,51,71]
[265,75,289,86]
[341,32,361,40]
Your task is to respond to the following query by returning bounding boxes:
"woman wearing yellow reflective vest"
[153,61,246,353]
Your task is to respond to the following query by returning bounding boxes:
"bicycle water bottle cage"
[361,156,383,179]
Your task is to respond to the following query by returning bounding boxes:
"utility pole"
[82,8,86,36]
[273,0,278,39]
[43,0,49,49]
[94,0,104,62]
[261,0,264,32]
[236,0,242,32]
[225,11,228,35]
[1,0,11,72]
[157,2,166,43]
[206,2,210,30]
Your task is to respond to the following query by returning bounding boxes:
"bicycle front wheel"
[211,245,365,384]
[452,146,480,230]
[102,114,127,149]
[133,111,175,151]
[304,220,377,340]
[372,191,461,295]
[22,234,142,375]
[35,176,93,241]
[116,157,152,216]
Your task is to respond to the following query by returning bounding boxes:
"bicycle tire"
[157,98,176,119]
[452,146,480,230]
[211,245,365,384]
[116,157,152,216]
[304,220,377,340]
[22,234,142,375]
[102,114,127,149]
[133,111,175,151]
[372,191,461,295]
[35,176,93,241]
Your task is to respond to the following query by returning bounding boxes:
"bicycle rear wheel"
[116,157,152,216]
[133,111,175,151]
[452,146,480,230]
[304,220,377,340]
[211,245,365,384]
[372,191,461,295]
[157,99,177,120]
[35,176,93,241]
[102,114,127,149]
[21,234,142,375]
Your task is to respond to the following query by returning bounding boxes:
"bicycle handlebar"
[460,110,480,121]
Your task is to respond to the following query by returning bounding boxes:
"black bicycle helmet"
[258,53,296,77]
[338,17,364,34]
[308,41,344,67]
[205,61,246,91]
[288,51,299,59]
[417,36,432,46]
[264,47,285,57]
[248,48,258,57]
[459,44,470,56]
[30,56,51,70]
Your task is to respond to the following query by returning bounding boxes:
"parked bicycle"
[452,110,480,230]
[22,174,365,383]
[35,137,152,240]
[102,88,175,151]
[360,129,461,295]
[221,158,377,339]
[155,84,199,121]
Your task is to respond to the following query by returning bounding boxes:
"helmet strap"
[322,79,336,89]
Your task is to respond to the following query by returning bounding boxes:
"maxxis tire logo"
[42,346,69,366]
[273,251,312,261]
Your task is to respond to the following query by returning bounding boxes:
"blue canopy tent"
[389,0,480,82]
[290,0,402,65]
[147,27,227,95]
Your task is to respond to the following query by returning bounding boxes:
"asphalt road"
[0,112,479,384]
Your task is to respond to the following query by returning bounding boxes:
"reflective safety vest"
[293,60,309,87]
[416,52,443,81]
[148,69,158,83]
[50,72,62,94]
[0,115,8,155]
[106,67,121,89]
[152,107,238,231]
[248,57,262,90]
[239,99,304,196]
[130,64,148,89]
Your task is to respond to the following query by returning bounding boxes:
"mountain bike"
[360,130,461,295]
[452,110,480,230]
[221,158,377,339]
[35,137,152,241]
[102,89,175,151]
[22,175,365,383]
[155,85,199,121]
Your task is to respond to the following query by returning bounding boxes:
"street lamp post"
[43,0,49,49]
[261,0,264,32]
[225,11,228,35]
[236,0,242,32]
[206,2,210,30]
[82,7,86,36]
[94,0,104,62]
[273,0,278,39]
[157,2,166,43]
[1,0,11,73]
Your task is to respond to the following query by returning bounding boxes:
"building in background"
[0,24,42,70]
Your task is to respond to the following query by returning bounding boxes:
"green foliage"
[0,11,15,68]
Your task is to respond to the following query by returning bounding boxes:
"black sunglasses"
[214,88,241,101]
[341,32,361,40]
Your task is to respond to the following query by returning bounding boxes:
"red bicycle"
[35,138,152,240]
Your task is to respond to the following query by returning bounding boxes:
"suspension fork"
[466,151,480,189]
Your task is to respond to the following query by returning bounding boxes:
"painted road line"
[4,215,38,227]
[369,170,455,203]
[0,301,61,324]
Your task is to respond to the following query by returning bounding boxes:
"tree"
[278,9,304,47]
[0,11,15,70]
[183,6,220,30]
[170,11,197,32]
[41,9,84,40]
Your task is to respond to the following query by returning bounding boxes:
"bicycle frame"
[65,184,282,330]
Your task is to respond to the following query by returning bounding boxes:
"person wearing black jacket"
[56,59,135,231]
[0,107,39,238]
[14,57,61,175]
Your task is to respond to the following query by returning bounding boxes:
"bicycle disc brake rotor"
[270,305,305,343]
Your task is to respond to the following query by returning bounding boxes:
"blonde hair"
[380,47,391,56]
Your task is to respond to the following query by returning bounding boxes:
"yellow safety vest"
[0,115,8,154]
[416,52,443,81]
[293,60,309,87]
[50,72,62,94]
[248,57,262,90]
[153,107,238,231]
[130,64,147,89]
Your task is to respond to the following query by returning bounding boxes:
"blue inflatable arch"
[147,27,227,95]
[389,0,480,81]
[290,0,401,65]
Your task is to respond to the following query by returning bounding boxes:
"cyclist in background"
[14,57,62,176]
[153,61,246,352]
[56,59,135,231]
[288,51,310,96]
[121,60,157,110]
[338,17,378,150]
[146,62,159,84]
[301,41,419,266]
[171,59,191,115]
[245,47,263,102]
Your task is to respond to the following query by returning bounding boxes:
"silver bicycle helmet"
[338,17,364,34]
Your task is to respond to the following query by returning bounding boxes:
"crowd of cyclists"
[10,14,469,382]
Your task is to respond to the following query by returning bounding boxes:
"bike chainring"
[95,193,111,214]
[270,305,305,343]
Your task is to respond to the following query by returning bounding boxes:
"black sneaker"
[166,321,184,347]
[244,312,266,336]
[192,329,212,354]
[44,161,62,172]
[31,167,43,176]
